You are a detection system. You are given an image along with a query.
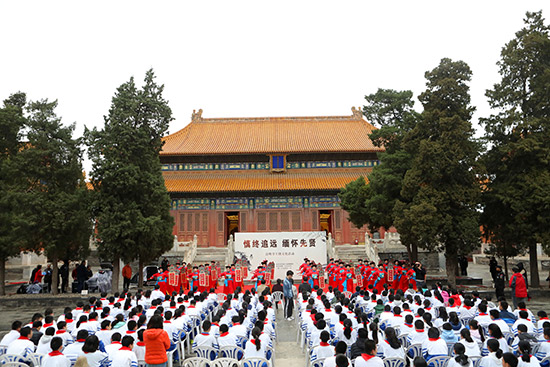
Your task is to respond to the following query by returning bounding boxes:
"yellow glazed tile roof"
[163,170,370,193]
[161,108,382,155]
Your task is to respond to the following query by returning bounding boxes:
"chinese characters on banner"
[234,232,327,280]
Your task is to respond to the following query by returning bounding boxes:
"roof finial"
[351,106,363,120]
[192,109,203,122]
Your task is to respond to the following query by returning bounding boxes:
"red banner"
[199,272,206,287]
[211,268,218,279]
[356,273,363,287]
[242,267,248,278]
[387,267,394,282]
[319,276,325,289]
[235,268,242,282]
[168,272,178,287]
[265,271,271,283]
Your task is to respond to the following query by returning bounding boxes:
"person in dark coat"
[459,256,468,276]
[494,264,506,299]
[76,261,88,292]
[489,256,498,281]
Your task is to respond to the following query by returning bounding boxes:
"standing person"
[144,315,171,367]
[122,263,132,291]
[414,262,427,291]
[30,265,43,284]
[59,261,69,293]
[283,270,295,321]
[76,261,87,292]
[494,265,506,299]
[161,258,169,271]
[489,257,498,282]
[43,264,53,293]
[459,256,468,276]
[510,267,528,309]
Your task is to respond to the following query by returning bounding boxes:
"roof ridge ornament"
[192,109,203,122]
[351,106,363,120]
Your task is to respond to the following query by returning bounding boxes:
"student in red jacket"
[509,267,528,309]
[144,315,171,367]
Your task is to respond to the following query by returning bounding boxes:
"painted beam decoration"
[234,231,327,279]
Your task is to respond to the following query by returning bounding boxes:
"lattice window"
[187,212,193,232]
[218,213,223,232]
[179,213,185,232]
[241,212,247,231]
[291,211,301,230]
[202,213,208,232]
[280,212,289,230]
[311,210,318,230]
[258,212,267,231]
[335,210,341,230]
[269,212,278,231]
[195,213,200,232]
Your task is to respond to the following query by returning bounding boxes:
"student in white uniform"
[111,335,139,367]
[502,353,519,367]
[81,335,110,367]
[41,337,71,367]
[479,339,504,367]
[355,339,384,367]
[310,331,334,363]
[448,343,473,367]
[6,327,35,358]
[458,329,481,357]
[421,327,448,361]
[323,341,349,367]
[244,327,268,359]
[377,327,405,359]
[0,321,22,346]
[517,341,541,367]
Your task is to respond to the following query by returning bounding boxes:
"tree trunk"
[112,257,120,293]
[529,242,540,288]
[138,256,144,288]
[0,258,5,296]
[411,243,418,263]
[51,253,59,295]
[405,243,412,263]
[446,253,458,288]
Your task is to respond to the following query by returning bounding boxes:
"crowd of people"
[1,256,548,367]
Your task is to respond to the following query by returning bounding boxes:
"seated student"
[355,339,384,367]
[535,328,550,366]
[133,329,146,361]
[442,323,460,343]
[81,335,110,367]
[95,320,112,347]
[513,312,535,336]
[351,328,369,360]
[421,327,448,360]
[244,327,268,360]
[401,315,415,336]
[514,303,534,322]
[337,319,357,347]
[309,319,328,349]
[6,326,35,358]
[218,324,238,348]
[1,321,22,346]
[502,353,519,367]
[483,325,510,356]
[476,304,493,328]
[42,336,71,367]
[104,332,122,360]
[37,327,55,354]
[458,329,481,357]
[510,324,538,351]
[229,315,247,340]
[448,343,473,367]
[63,329,88,356]
[377,327,405,359]
[537,312,550,334]
[311,331,334,363]
[479,339,504,367]
[408,320,428,347]
[192,320,219,350]
[517,341,541,367]
[55,321,74,346]
[469,320,485,344]
[324,341,349,367]
[449,312,465,336]
[111,335,138,367]
[490,310,511,333]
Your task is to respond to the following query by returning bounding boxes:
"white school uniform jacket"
[83,350,110,367]
[408,329,428,345]
[133,342,145,361]
[105,341,122,360]
[355,354,385,367]
[62,340,85,356]
[243,339,267,359]
[41,351,72,367]
[513,319,535,335]
[475,314,493,328]
[36,335,54,354]
[218,332,238,348]
[458,340,481,357]
[94,330,112,347]
[518,357,541,367]
[0,330,20,346]
[6,337,35,357]
[111,346,138,367]
[310,343,334,362]
[192,332,219,349]
[448,358,473,367]
[377,340,405,359]
[479,352,503,367]
[55,330,74,346]
[229,323,248,338]
[421,338,448,358]
[491,319,511,333]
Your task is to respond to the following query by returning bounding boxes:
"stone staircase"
[192,247,228,267]
[333,244,367,264]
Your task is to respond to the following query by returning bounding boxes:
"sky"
[1,1,549,171]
